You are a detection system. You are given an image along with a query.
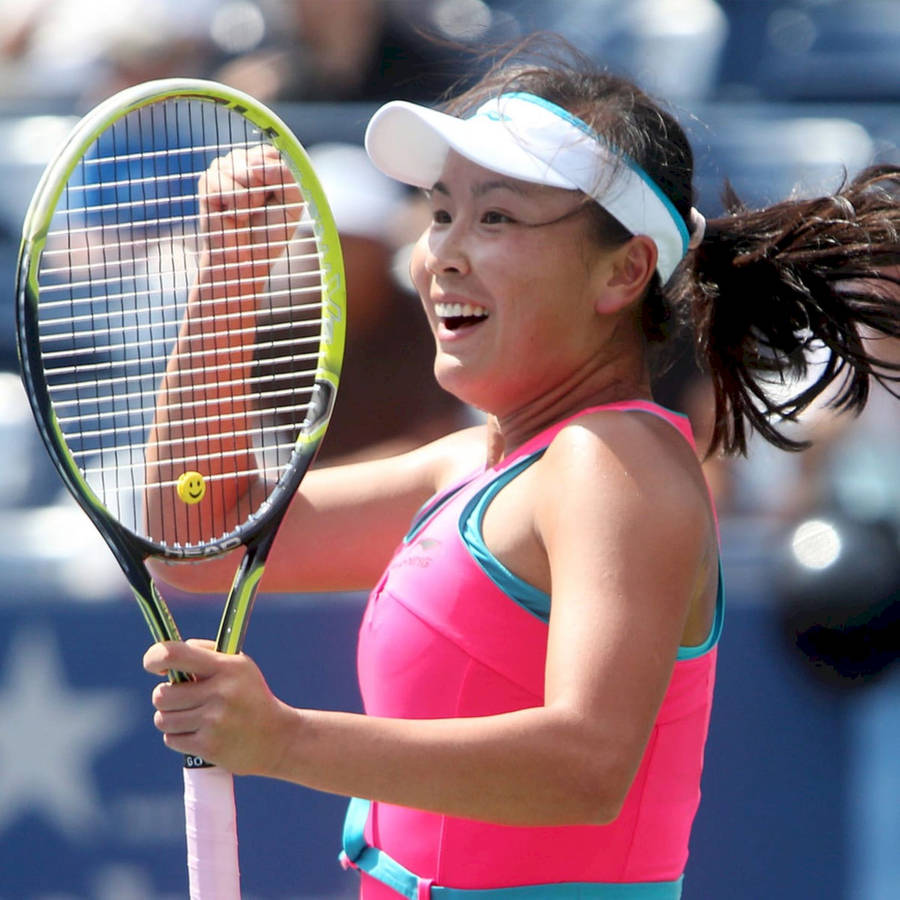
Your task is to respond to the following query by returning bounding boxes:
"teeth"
[434,302,489,319]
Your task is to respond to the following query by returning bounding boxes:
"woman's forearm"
[265,704,627,827]
[145,639,628,827]
[143,147,302,546]
[143,251,264,542]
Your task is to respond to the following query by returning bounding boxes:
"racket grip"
[183,765,241,899]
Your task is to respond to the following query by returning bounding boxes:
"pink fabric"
[356,403,717,894]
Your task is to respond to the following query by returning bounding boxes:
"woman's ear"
[594,235,658,314]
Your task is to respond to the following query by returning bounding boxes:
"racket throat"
[216,540,270,654]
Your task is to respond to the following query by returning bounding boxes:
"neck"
[485,352,652,463]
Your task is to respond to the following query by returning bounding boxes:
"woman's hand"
[143,639,295,777]
[198,144,303,281]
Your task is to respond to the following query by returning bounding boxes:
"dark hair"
[443,35,900,456]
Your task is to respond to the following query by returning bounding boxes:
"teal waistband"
[339,798,684,900]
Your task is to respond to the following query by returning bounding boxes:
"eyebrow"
[430,178,530,198]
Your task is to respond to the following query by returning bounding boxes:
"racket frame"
[16,78,346,650]
[17,78,347,900]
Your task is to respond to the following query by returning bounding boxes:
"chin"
[436,377,512,420]
[433,359,491,411]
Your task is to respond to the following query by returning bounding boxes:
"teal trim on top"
[405,475,477,544]
[339,798,684,899]
[459,451,551,623]
[457,446,723,657]
[494,92,690,252]
[676,558,725,660]
[497,91,597,138]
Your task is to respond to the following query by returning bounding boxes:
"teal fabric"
[405,477,474,543]
[457,449,725,658]
[676,559,725,660]
[340,799,684,899]
[459,453,551,622]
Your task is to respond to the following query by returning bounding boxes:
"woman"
[143,39,900,898]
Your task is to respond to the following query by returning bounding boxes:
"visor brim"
[364,101,578,191]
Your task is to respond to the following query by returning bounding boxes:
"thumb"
[185,638,218,652]
[142,639,222,677]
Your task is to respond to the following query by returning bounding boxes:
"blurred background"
[0,0,898,897]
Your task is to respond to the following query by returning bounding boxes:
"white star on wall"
[0,626,135,838]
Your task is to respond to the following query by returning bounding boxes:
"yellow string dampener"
[177,471,207,504]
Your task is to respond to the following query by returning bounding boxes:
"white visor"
[364,92,690,283]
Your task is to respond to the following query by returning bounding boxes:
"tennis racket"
[15,79,346,899]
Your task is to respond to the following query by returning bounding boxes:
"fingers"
[142,639,220,678]
[151,677,218,752]
[202,153,260,224]
[196,145,303,281]
[200,145,299,229]
[143,641,273,767]
[144,640,226,759]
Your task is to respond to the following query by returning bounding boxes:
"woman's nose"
[425,223,470,276]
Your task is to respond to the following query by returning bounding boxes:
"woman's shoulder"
[528,408,717,596]
[545,402,682,444]
[538,404,710,517]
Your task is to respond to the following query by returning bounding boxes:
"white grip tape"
[184,765,241,899]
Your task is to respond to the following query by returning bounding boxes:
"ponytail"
[428,33,899,459]
[675,164,900,456]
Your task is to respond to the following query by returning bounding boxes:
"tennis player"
[144,37,900,899]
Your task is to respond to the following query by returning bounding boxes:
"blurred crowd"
[3,0,899,111]
[0,0,898,681]
[0,0,731,110]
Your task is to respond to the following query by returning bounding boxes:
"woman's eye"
[482,210,514,225]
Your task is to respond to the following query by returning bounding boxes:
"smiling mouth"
[434,301,489,331]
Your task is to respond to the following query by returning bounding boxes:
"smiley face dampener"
[177,471,207,505]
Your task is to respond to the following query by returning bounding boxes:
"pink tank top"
[350,402,722,896]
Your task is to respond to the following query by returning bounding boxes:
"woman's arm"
[144,146,303,546]
[145,413,717,826]
[149,424,488,594]
[144,145,487,595]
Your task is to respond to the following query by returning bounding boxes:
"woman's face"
[410,151,617,416]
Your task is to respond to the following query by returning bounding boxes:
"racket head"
[16,78,346,566]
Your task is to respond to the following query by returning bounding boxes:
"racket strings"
[62,154,290,195]
[38,233,319,285]
[64,385,317,444]
[38,311,325,357]
[38,231,319,279]
[47,363,319,412]
[35,282,324,327]
[43,203,305,246]
[36,96,327,549]
[84,457,301,494]
[76,137,256,167]
[82,437,307,480]
[60,385,317,436]
[43,332,321,370]
[49,196,308,236]
[36,258,323,308]
[43,290,322,342]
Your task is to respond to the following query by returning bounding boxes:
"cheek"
[408,233,429,297]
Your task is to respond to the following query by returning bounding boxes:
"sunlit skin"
[411,151,659,454]
[129,46,899,848]
[141,146,719,829]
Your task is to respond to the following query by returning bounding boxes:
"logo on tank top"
[397,537,442,569]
